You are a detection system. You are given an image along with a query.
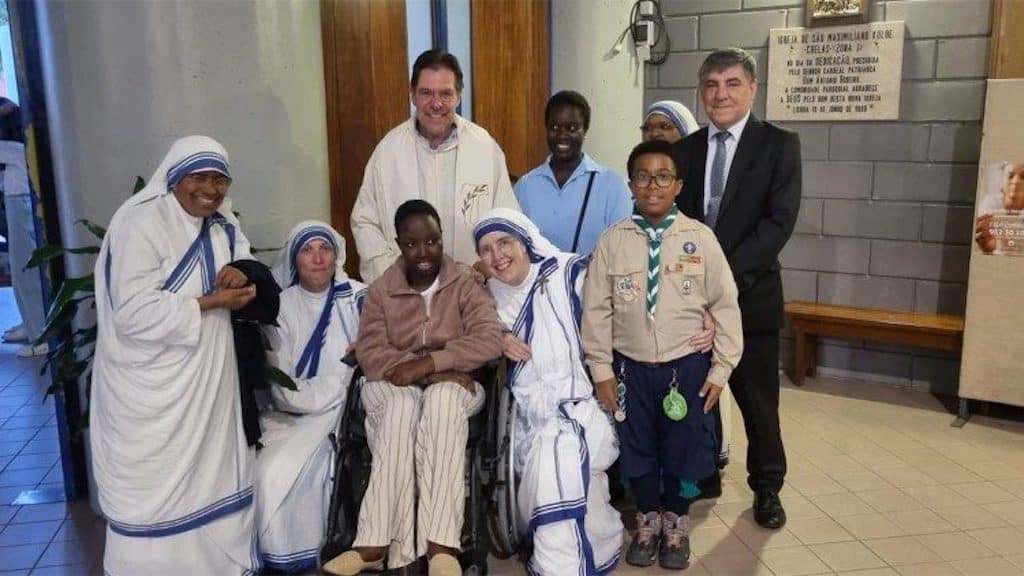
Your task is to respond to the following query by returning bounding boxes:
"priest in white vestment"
[473,208,624,575]
[255,220,365,572]
[92,136,261,575]
[351,49,519,282]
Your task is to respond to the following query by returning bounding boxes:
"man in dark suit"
[673,48,801,529]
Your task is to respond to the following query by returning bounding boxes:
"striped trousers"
[352,380,485,568]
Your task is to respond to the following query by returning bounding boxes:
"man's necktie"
[706,131,729,228]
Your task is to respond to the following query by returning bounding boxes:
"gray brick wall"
[646,0,991,392]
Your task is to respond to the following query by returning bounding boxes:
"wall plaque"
[766,20,904,121]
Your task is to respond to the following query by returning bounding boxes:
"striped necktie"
[705,131,729,227]
[631,206,679,319]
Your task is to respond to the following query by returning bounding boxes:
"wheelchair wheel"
[320,373,370,567]
[486,385,519,559]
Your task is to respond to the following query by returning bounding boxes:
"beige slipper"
[428,553,462,576]
[322,550,384,575]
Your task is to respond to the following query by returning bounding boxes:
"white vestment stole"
[352,116,519,280]
[92,194,254,547]
[255,281,363,571]
[506,255,623,576]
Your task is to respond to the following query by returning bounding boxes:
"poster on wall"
[972,162,1024,256]
[960,79,1024,410]
[766,20,904,121]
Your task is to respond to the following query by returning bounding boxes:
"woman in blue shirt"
[514,91,633,256]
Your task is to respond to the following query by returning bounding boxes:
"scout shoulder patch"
[615,274,640,302]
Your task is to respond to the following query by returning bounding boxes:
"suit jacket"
[672,115,801,333]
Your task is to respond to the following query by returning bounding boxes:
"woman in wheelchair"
[255,221,366,573]
[323,200,504,576]
[473,208,624,575]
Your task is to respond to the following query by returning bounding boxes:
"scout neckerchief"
[618,206,688,424]
[630,205,679,320]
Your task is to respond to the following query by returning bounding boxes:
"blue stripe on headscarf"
[166,151,230,189]
[647,104,687,136]
[472,219,544,263]
[288,226,339,286]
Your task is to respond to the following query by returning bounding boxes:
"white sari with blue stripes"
[495,254,624,576]
[92,196,258,575]
[92,136,259,575]
[255,278,364,572]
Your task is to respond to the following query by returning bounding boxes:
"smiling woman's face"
[477,231,530,286]
[397,213,444,287]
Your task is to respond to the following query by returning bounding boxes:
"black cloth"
[230,259,282,447]
[673,115,800,492]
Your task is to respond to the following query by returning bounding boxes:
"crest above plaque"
[766,20,904,122]
[806,0,871,28]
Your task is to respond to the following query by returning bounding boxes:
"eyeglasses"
[183,173,232,188]
[640,121,677,134]
[415,88,458,104]
[631,171,678,189]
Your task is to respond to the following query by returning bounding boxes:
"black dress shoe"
[695,470,722,500]
[754,490,786,529]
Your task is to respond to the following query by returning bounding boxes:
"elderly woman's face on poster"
[1002,163,1024,211]
[477,231,530,286]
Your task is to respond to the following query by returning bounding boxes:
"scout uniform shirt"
[582,213,743,388]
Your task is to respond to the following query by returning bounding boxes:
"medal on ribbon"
[662,367,687,421]
[614,362,627,423]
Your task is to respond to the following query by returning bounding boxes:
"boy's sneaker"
[659,512,690,570]
[625,511,662,567]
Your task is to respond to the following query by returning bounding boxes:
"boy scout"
[582,139,743,570]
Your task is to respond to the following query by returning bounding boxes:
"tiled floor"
[1,279,1023,574]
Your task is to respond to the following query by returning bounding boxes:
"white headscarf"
[106,135,232,237]
[645,100,700,138]
[473,208,563,328]
[272,219,349,289]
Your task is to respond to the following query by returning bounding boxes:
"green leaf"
[24,245,65,270]
[38,277,94,338]
[133,176,146,195]
[77,219,107,240]
[37,340,73,376]
[66,246,101,255]
[35,299,80,344]
[266,365,298,391]
[25,245,102,271]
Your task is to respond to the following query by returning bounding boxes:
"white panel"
[552,0,644,176]
[37,0,330,274]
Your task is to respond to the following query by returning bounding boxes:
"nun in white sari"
[474,208,623,576]
[92,136,260,575]
[256,221,366,572]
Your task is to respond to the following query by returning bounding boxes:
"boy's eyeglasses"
[631,172,678,189]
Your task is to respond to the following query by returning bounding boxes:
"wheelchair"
[320,364,519,575]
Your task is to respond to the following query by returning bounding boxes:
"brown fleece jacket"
[355,254,503,382]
